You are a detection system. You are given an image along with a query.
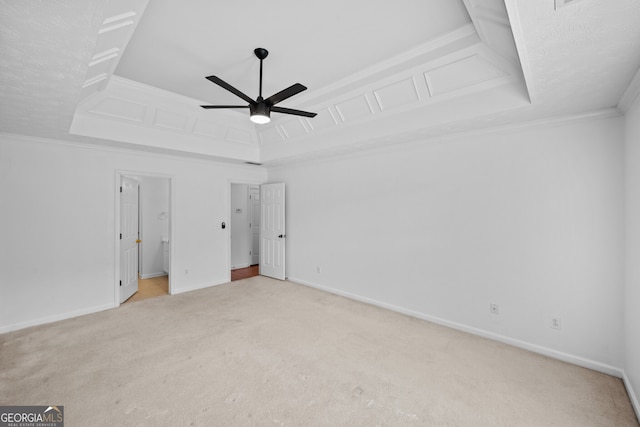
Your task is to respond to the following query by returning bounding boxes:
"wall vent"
[555,0,583,10]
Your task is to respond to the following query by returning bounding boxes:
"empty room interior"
[2,0,640,425]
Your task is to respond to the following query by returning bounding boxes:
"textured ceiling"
[509,0,640,116]
[0,0,103,139]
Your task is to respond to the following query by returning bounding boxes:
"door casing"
[228,179,264,281]
[114,170,175,307]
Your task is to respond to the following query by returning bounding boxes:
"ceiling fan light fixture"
[250,102,271,124]
[201,48,316,123]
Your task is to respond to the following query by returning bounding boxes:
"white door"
[120,176,139,303]
[249,186,260,265]
[260,183,285,280]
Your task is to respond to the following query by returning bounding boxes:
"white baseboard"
[623,372,640,422]
[0,303,114,334]
[1,279,230,333]
[231,264,251,270]
[289,277,624,379]
[171,279,228,295]
[140,272,168,279]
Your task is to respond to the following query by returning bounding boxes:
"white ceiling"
[1,0,640,165]
[0,0,104,139]
[115,0,472,107]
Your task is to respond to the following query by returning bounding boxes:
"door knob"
[136,239,141,243]
[278,234,285,238]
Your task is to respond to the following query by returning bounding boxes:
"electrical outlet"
[490,304,499,315]
[550,317,562,330]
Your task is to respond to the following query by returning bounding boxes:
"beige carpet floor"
[1,276,638,426]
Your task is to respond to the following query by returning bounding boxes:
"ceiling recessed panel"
[280,119,308,140]
[153,109,188,131]
[555,0,585,10]
[306,109,337,132]
[193,120,225,139]
[260,127,285,145]
[374,78,420,112]
[335,96,374,122]
[425,55,504,96]
[92,24,131,58]
[85,59,118,82]
[89,97,147,122]
[104,11,138,25]
[83,73,109,89]
[226,128,254,145]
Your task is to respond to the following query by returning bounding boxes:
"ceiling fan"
[201,48,317,124]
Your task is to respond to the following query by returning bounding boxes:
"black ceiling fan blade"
[200,105,249,109]
[265,83,307,106]
[205,75,255,104]
[271,106,317,118]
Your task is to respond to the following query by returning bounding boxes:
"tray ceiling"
[2,0,640,165]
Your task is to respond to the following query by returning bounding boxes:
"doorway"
[231,265,259,281]
[230,182,261,281]
[229,182,286,281]
[115,171,173,306]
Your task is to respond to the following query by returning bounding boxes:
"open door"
[120,176,139,302]
[260,183,285,280]
[249,185,260,265]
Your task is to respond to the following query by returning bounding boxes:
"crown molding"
[0,132,265,169]
[265,108,623,168]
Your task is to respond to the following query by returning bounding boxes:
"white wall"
[268,115,626,373]
[625,95,640,414]
[140,176,170,278]
[0,134,267,333]
[230,183,251,269]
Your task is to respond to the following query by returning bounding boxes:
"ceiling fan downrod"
[254,48,269,101]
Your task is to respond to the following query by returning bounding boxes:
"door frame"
[227,179,264,282]
[114,170,175,307]
[249,185,261,266]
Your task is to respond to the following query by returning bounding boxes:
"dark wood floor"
[231,265,259,281]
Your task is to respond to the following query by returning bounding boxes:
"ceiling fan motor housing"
[254,48,269,60]
[250,102,271,124]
